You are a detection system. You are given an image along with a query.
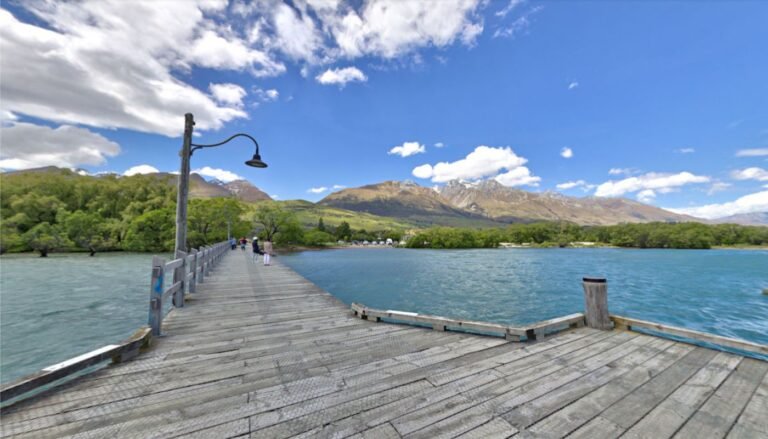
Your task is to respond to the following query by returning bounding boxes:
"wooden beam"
[351,303,585,342]
[0,327,151,403]
[610,315,768,357]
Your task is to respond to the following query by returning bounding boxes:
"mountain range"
[4,167,767,226]
[319,180,700,226]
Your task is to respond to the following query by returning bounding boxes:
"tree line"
[405,222,768,249]
[0,170,251,256]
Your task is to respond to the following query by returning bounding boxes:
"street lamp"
[174,113,267,256]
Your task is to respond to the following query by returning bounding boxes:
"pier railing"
[148,241,229,336]
[353,276,768,360]
[0,240,230,406]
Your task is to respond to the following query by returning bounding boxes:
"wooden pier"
[1,251,767,438]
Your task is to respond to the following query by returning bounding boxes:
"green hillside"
[249,200,415,231]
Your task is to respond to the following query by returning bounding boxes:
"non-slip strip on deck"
[1,251,766,439]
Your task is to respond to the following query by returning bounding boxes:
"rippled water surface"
[1,248,766,384]
[281,248,768,346]
[0,253,164,383]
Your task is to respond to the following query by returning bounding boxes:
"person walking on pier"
[251,236,261,263]
[230,237,236,250]
[263,239,273,266]
[239,237,247,250]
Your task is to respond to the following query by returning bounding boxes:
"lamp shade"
[245,153,268,168]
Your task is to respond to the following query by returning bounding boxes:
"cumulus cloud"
[308,187,328,194]
[192,166,244,183]
[636,189,656,203]
[209,83,247,107]
[123,164,160,176]
[560,147,573,159]
[434,142,445,148]
[676,147,695,154]
[412,145,540,187]
[667,191,768,220]
[731,167,768,182]
[736,148,768,157]
[315,67,368,86]
[556,180,595,191]
[0,121,120,170]
[568,82,579,90]
[389,141,426,157]
[332,184,346,190]
[594,172,710,198]
[0,4,257,137]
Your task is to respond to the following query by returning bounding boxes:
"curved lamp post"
[174,113,267,255]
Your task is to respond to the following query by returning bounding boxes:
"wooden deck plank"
[674,358,768,439]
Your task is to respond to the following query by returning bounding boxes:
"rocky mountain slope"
[710,212,768,226]
[322,179,697,226]
[319,181,502,227]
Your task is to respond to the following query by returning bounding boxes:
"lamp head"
[245,152,268,168]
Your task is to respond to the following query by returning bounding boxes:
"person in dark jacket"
[251,237,261,263]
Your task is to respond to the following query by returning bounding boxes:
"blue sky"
[1,0,767,219]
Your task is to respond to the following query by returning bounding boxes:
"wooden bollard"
[582,277,613,330]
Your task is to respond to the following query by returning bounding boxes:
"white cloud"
[556,180,590,191]
[434,142,445,148]
[731,167,768,182]
[594,171,710,198]
[676,147,695,154]
[315,66,368,86]
[412,145,540,187]
[568,82,579,90]
[192,166,244,183]
[608,167,637,176]
[388,141,426,158]
[560,147,573,159]
[636,189,656,203]
[123,164,160,176]
[493,5,542,38]
[412,164,434,179]
[270,194,280,200]
[495,167,540,187]
[496,0,525,18]
[707,182,732,195]
[736,148,768,157]
[667,191,768,220]
[308,186,328,194]
[332,184,346,190]
[209,83,247,107]
[0,121,120,170]
[0,4,259,137]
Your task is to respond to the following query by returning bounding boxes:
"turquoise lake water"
[280,248,768,346]
[0,253,166,383]
[0,248,766,384]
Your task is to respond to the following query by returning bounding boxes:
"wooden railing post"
[189,248,198,293]
[148,256,165,336]
[173,250,187,308]
[204,246,211,277]
[582,277,612,330]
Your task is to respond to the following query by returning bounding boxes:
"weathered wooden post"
[189,248,198,293]
[173,250,186,308]
[582,277,612,330]
[204,246,211,276]
[148,256,165,336]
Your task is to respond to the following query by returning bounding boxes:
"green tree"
[23,222,69,257]
[335,221,352,241]
[253,202,303,244]
[304,230,334,246]
[64,210,109,255]
[123,209,175,252]
[317,217,326,232]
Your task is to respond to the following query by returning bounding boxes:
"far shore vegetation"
[1,170,766,256]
